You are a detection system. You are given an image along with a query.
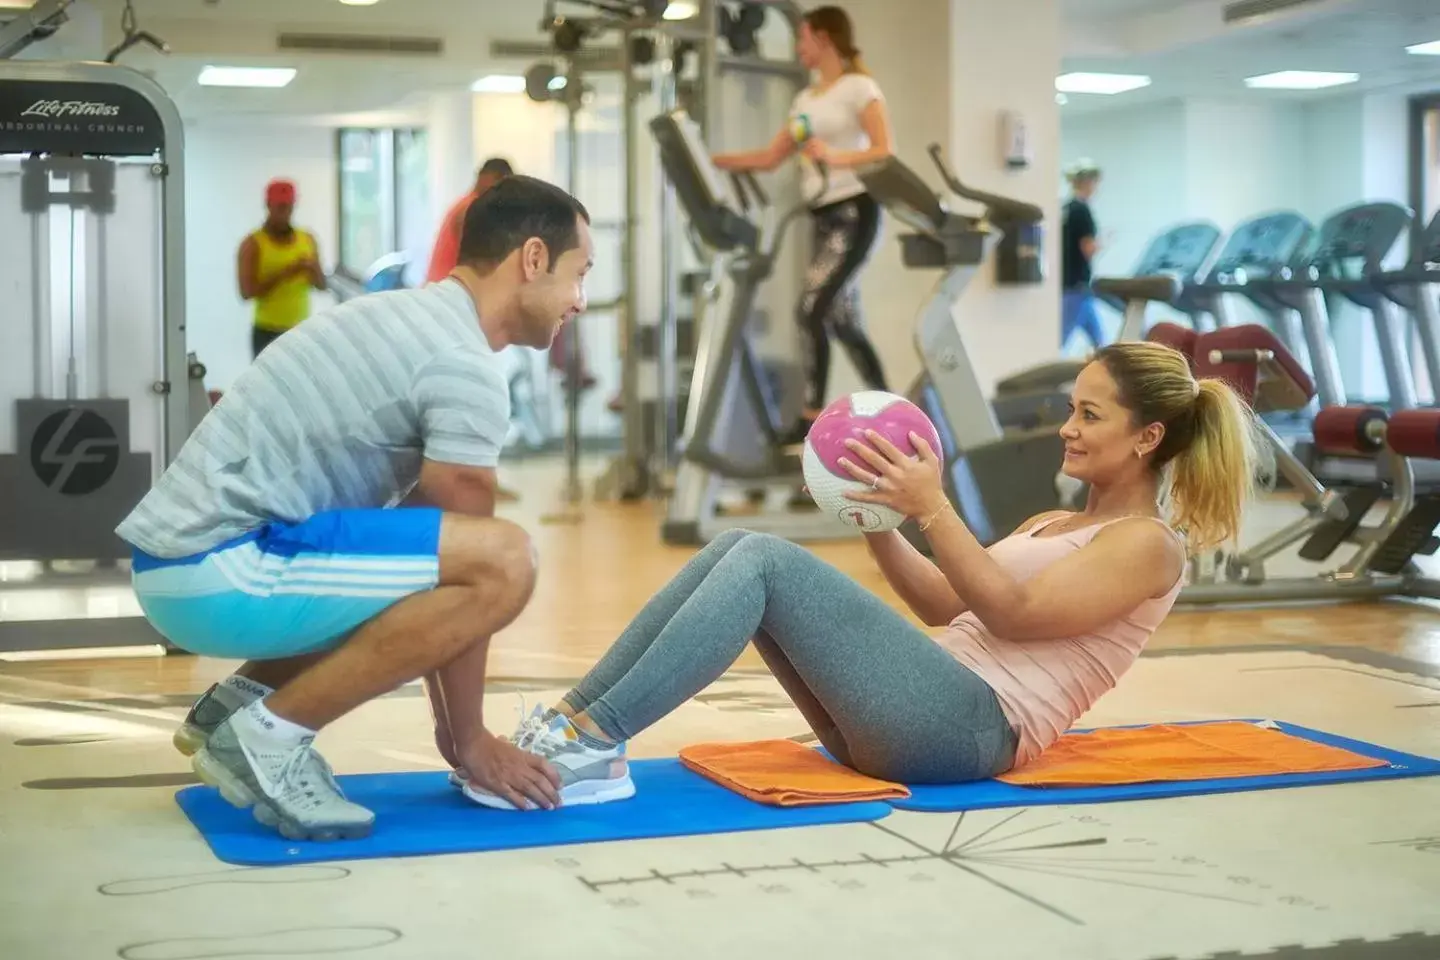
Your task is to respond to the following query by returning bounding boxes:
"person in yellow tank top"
[238,179,327,358]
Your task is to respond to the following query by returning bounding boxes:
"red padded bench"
[1192,325,1313,414]
[1144,322,1197,368]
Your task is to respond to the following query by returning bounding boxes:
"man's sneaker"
[173,679,267,757]
[192,718,375,842]
[462,713,633,811]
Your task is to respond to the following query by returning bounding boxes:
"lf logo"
[29,408,120,495]
[841,506,883,531]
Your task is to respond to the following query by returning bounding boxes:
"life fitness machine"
[0,61,206,654]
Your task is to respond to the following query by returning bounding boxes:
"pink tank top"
[934,514,1184,768]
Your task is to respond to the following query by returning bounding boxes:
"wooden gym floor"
[2,457,1438,960]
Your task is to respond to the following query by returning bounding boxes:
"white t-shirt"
[789,73,885,208]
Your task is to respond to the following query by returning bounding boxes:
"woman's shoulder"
[801,72,883,100]
[1091,517,1187,591]
[839,72,884,96]
[1092,515,1183,549]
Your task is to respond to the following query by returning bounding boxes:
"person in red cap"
[238,179,327,358]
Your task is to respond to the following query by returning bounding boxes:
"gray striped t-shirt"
[116,279,511,559]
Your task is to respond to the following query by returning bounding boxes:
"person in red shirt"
[427,158,513,282]
[430,158,595,395]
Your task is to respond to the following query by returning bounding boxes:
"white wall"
[947,0,1063,390]
[182,121,338,392]
[1185,99,1307,229]
[1061,101,1189,279]
[1299,95,1366,220]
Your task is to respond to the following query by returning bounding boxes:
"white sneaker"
[462,713,634,811]
[193,718,374,841]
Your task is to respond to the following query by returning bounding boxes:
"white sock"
[232,699,315,751]
[221,675,273,703]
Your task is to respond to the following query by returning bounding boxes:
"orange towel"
[998,721,1389,787]
[679,739,911,807]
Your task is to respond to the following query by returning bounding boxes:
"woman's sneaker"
[192,717,375,842]
[462,713,634,811]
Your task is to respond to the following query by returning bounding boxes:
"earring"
[1134,449,1144,459]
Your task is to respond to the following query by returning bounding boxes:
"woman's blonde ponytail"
[1167,378,1262,554]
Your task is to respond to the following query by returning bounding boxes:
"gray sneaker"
[192,718,375,842]
[173,679,266,757]
[462,712,634,811]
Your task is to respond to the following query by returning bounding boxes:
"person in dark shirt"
[1061,160,1103,350]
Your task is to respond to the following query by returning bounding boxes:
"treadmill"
[1373,207,1440,404]
[1092,220,1224,334]
[1184,210,1319,405]
[991,220,1224,431]
[1307,202,1414,408]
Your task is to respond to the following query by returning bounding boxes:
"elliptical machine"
[654,109,850,545]
[856,146,1072,547]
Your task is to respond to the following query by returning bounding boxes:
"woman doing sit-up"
[462,342,1261,811]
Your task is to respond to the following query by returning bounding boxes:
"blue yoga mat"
[175,757,893,866]
[889,720,1440,812]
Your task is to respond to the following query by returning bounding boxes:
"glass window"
[337,127,426,280]
[394,129,431,283]
[338,129,388,276]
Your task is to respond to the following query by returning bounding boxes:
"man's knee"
[439,515,538,601]
[487,519,537,593]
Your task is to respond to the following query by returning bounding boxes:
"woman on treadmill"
[712,6,894,445]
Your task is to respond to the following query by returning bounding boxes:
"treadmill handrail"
[1091,274,1183,305]
[925,143,1043,225]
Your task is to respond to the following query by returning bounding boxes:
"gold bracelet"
[919,501,952,531]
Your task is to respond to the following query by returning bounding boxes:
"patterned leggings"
[798,192,889,412]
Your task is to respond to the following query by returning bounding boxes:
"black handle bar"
[1208,349,1274,366]
[925,143,1044,225]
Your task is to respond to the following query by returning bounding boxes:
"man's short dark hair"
[458,175,590,270]
[479,157,514,178]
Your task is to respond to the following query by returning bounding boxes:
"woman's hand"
[838,430,948,521]
[800,139,831,165]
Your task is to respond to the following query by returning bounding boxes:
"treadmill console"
[650,109,759,254]
[1132,221,1221,281]
[1206,211,1313,282]
[1307,202,1411,276]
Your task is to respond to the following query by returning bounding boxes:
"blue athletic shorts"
[130,508,443,660]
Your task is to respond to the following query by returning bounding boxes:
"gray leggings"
[562,530,1019,784]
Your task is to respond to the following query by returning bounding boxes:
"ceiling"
[1060,0,1440,114]
[19,0,1440,121]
